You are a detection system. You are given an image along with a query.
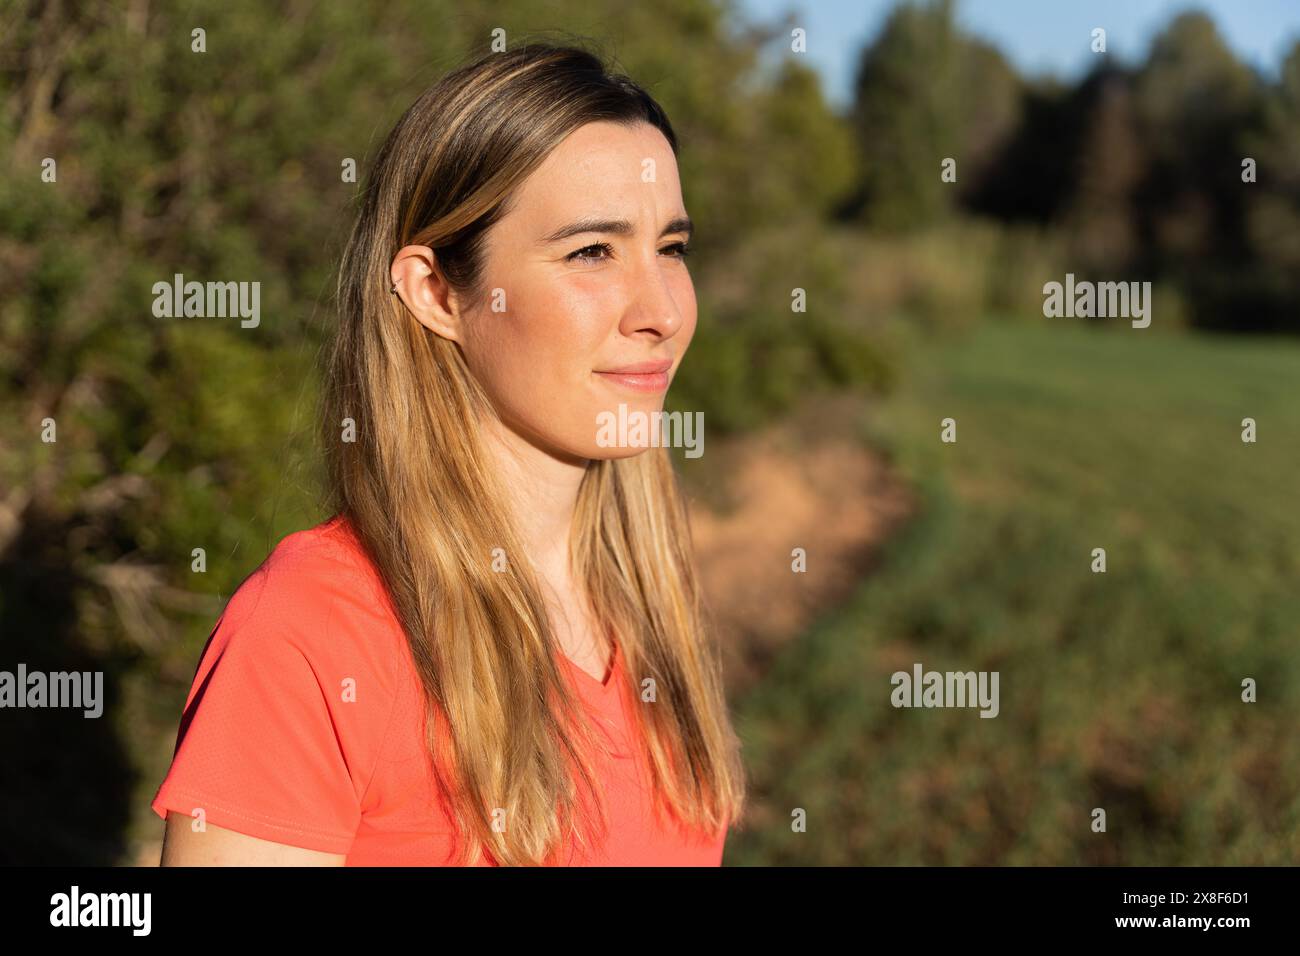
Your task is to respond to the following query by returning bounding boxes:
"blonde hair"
[320,43,746,865]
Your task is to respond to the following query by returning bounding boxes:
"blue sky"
[736,0,1300,108]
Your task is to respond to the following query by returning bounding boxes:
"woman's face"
[457,120,697,461]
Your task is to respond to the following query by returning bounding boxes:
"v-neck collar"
[561,638,620,693]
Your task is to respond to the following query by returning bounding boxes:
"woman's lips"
[594,370,670,392]
[594,359,672,393]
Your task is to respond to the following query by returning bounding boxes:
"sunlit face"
[457,120,697,461]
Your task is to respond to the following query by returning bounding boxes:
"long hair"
[320,43,746,865]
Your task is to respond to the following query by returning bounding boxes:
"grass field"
[726,320,1300,865]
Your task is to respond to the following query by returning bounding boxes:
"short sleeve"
[151,531,401,855]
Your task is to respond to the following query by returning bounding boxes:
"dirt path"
[687,400,916,693]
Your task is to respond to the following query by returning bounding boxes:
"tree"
[847,0,1019,231]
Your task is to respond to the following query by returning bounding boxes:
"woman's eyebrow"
[540,215,694,244]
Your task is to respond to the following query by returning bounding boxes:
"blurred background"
[2,0,1298,865]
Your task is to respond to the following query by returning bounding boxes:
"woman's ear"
[391,244,464,343]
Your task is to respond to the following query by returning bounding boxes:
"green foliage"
[671,222,895,432]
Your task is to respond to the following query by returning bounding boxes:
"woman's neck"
[478,413,588,587]
[477,413,613,675]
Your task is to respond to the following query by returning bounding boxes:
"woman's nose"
[619,253,686,339]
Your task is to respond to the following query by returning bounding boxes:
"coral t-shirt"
[151,516,727,866]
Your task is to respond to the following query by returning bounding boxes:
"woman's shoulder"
[253,513,377,584]
[154,515,411,851]
[232,514,382,602]
[215,514,407,676]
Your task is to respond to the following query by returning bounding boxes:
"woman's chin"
[587,443,654,461]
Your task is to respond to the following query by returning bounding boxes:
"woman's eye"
[564,241,692,263]
[566,243,612,263]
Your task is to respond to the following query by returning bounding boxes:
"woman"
[151,43,747,866]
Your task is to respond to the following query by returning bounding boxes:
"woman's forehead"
[506,122,683,231]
